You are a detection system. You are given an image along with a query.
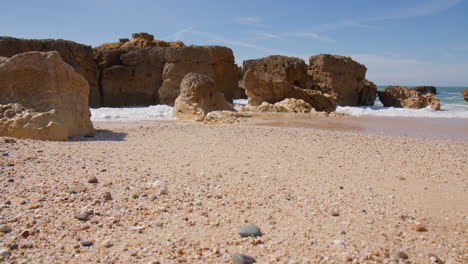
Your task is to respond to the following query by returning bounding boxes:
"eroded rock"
[0,51,95,140]
[173,73,235,121]
[377,86,441,110]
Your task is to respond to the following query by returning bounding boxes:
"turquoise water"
[336,86,468,118]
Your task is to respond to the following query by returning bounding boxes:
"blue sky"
[1,0,468,86]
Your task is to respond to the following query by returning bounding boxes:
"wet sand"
[0,118,467,263]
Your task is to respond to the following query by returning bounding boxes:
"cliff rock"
[377,86,441,110]
[173,73,235,122]
[0,51,95,140]
[242,55,336,112]
[413,86,437,95]
[94,33,240,107]
[307,54,369,106]
[462,88,468,102]
[0,36,100,107]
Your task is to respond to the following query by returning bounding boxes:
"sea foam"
[90,105,174,122]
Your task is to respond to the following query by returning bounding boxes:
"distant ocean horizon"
[90,86,468,121]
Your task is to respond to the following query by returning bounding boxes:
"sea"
[90,86,468,122]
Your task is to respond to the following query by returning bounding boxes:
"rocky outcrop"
[460,89,468,102]
[240,98,312,113]
[173,73,235,121]
[377,86,441,110]
[203,111,252,124]
[94,33,240,107]
[0,51,95,140]
[242,55,336,112]
[0,36,100,107]
[413,86,437,95]
[307,54,370,106]
[358,80,378,106]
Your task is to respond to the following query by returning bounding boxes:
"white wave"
[233,99,248,106]
[336,105,468,118]
[90,105,174,122]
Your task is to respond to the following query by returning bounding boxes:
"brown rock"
[0,37,100,107]
[203,111,252,124]
[94,34,239,107]
[461,88,468,102]
[0,51,95,140]
[358,80,378,106]
[173,73,235,122]
[274,98,312,113]
[377,86,441,110]
[413,86,437,95]
[308,54,369,106]
[240,102,288,113]
[242,55,336,112]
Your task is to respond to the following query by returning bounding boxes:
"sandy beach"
[0,117,466,263]
[0,119,468,263]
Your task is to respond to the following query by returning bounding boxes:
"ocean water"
[336,86,467,118]
[90,86,468,121]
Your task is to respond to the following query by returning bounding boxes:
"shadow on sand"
[69,129,127,142]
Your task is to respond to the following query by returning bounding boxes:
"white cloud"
[235,16,263,27]
[351,53,468,86]
[311,0,462,33]
[251,31,282,39]
[286,32,334,42]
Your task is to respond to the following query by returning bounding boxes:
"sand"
[0,118,467,263]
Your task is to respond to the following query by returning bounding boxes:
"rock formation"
[307,54,370,106]
[377,86,441,110]
[94,33,240,107]
[0,36,100,107]
[358,80,378,106]
[0,51,95,140]
[240,98,312,113]
[242,55,336,112]
[460,89,468,102]
[413,86,437,95]
[173,73,235,121]
[203,111,252,124]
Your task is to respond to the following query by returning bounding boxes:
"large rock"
[307,54,369,106]
[377,86,441,110]
[94,33,240,107]
[173,73,235,121]
[203,111,252,124]
[0,51,95,140]
[240,98,312,113]
[413,86,437,95]
[358,80,378,106]
[242,55,336,112]
[0,36,100,107]
[461,89,468,102]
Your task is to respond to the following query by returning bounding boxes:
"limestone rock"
[358,80,377,106]
[413,86,437,95]
[203,111,252,124]
[461,88,468,102]
[94,34,240,106]
[308,54,369,106]
[0,51,95,140]
[377,86,441,110]
[240,102,288,113]
[173,73,235,122]
[242,55,336,112]
[274,98,312,113]
[0,36,100,107]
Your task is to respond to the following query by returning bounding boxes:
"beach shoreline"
[0,120,466,263]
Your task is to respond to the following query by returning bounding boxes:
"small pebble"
[101,240,113,248]
[102,192,112,201]
[233,253,256,264]
[0,248,11,258]
[74,213,89,221]
[411,224,428,232]
[398,251,409,260]
[9,244,18,250]
[88,176,98,184]
[21,230,30,238]
[152,180,168,195]
[0,224,12,233]
[428,254,443,263]
[238,224,262,237]
[80,241,94,247]
[69,184,87,194]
